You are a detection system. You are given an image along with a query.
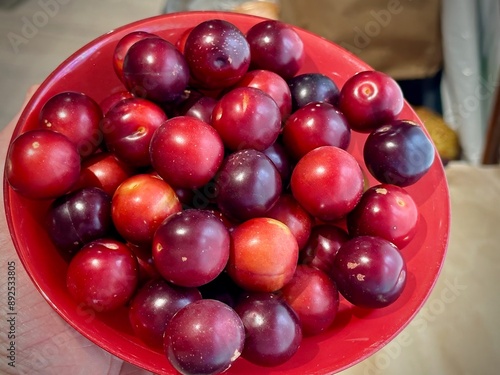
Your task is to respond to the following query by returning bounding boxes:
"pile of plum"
[5,18,435,375]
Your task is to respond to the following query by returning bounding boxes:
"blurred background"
[0,1,499,374]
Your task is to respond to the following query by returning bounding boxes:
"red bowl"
[3,11,450,375]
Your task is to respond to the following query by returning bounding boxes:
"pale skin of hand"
[0,87,152,375]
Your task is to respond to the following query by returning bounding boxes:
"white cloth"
[440,0,500,164]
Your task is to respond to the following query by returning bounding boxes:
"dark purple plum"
[363,119,435,186]
[113,31,157,83]
[122,37,189,103]
[300,224,350,276]
[152,209,230,287]
[184,19,251,90]
[46,187,112,260]
[235,292,302,366]
[246,20,305,80]
[332,236,407,308]
[262,139,294,185]
[288,73,340,111]
[163,299,245,375]
[215,149,282,222]
[128,279,202,348]
[197,271,243,309]
[177,91,217,124]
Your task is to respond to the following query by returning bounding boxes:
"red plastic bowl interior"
[3,11,450,375]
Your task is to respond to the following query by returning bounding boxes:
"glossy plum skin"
[233,69,292,119]
[215,149,282,221]
[287,73,340,111]
[150,116,224,189]
[338,70,404,132]
[127,242,161,285]
[291,146,364,221]
[184,19,251,90]
[347,184,419,249]
[211,87,281,151]
[163,299,245,375]
[363,120,436,187]
[122,36,189,103]
[300,224,350,275]
[101,97,167,167]
[46,187,112,260]
[153,209,230,287]
[113,31,157,83]
[128,279,202,348]
[246,20,305,80]
[66,238,139,312]
[332,236,407,309]
[235,293,302,366]
[228,217,298,293]
[111,174,182,245]
[177,91,217,124]
[38,91,103,157]
[197,271,243,309]
[262,140,294,185]
[5,129,81,200]
[265,194,313,249]
[282,102,351,160]
[99,90,134,115]
[280,265,339,336]
[75,152,136,196]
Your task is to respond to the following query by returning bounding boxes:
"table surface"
[340,161,500,375]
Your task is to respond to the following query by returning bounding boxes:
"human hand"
[0,86,152,375]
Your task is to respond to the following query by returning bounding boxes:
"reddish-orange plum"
[76,152,136,196]
[111,174,181,245]
[228,217,299,292]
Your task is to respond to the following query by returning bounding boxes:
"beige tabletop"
[340,161,500,375]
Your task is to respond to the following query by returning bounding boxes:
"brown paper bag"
[279,0,443,80]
